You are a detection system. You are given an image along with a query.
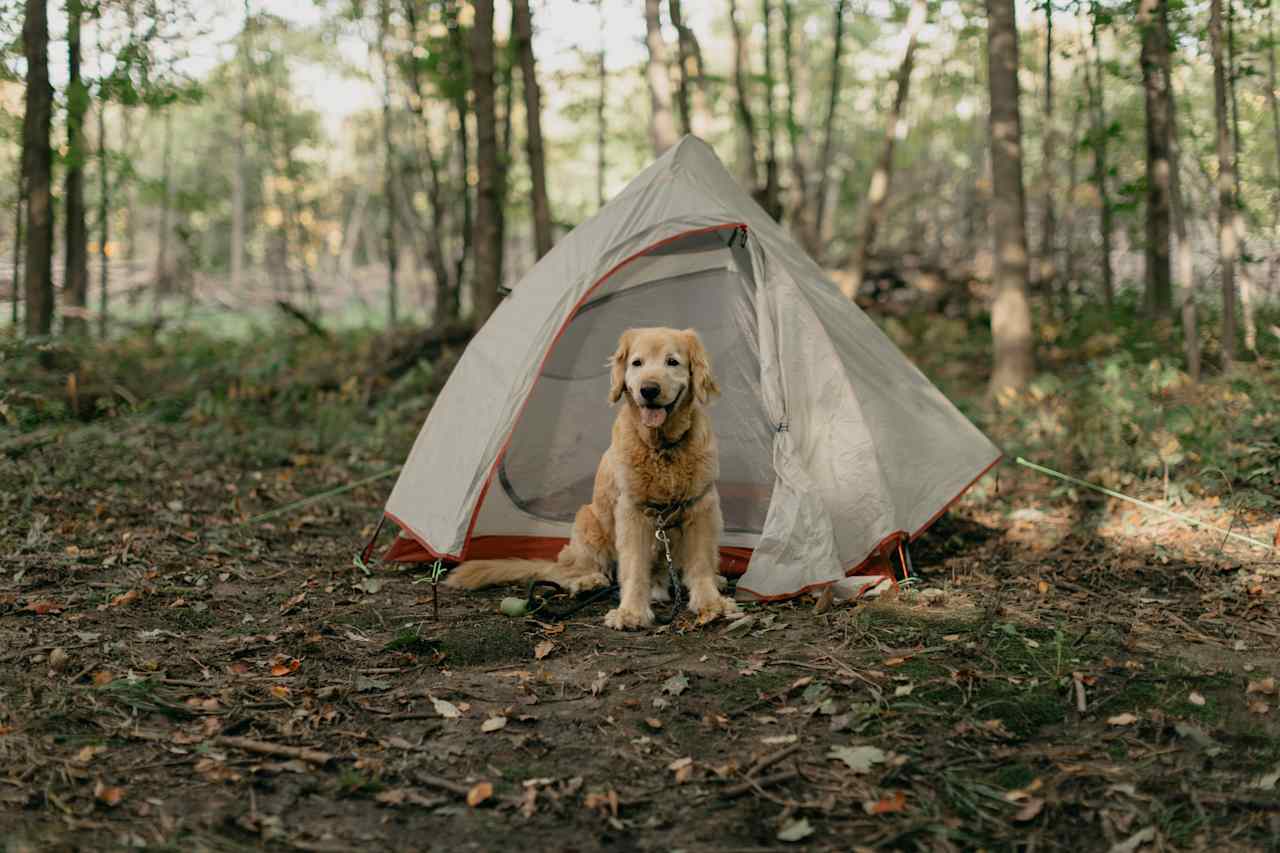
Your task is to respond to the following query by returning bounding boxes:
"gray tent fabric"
[384,136,1001,600]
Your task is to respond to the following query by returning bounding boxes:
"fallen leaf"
[894,684,914,697]
[590,671,609,696]
[110,589,141,608]
[1248,699,1271,715]
[1037,580,1050,595]
[94,782,125,807]
[583,789,619,817]
[776,817,814,842]
[432,697,462,719]
[813,586,834,614]
[92,671,114,687]
[1106,713,1138,726]
[1013,796,1044,822]
[1252,767,1280,791]
[762,734,797,745]
[353,577,384,595]
[279,592,306,614]
[481,716,508,733]
[24,600,63,615]
[661,672,690,696]
[533,639,555,660]
[376,788,407,806]
[1247,677,1276,695]
[466,782,493,807]
[644,717,664,730]
[828,745,887,773]
[75,745,106,763]
[1188,691,1205,706]
[864,790,907,815]
[270,658,301,677]
[668,756,694,783]
[270,685,291,699]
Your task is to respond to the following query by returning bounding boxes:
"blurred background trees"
[2,0,1278,383]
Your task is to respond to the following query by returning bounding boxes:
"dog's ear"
[607,330,635,403]
[683,329,719,404]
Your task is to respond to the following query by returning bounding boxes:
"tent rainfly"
[376,136,1001,601]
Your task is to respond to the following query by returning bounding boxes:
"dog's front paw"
[565,572,610,595]
[690,593,739,624]
[604,605,655,630]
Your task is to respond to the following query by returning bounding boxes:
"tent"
[376,136,1001,601]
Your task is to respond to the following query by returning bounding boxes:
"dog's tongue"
[641,406,668,428]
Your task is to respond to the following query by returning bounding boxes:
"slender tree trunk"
[758,0,780,220]
[11,176,23,329]
[379,0,398,326]
[1227,0,1256,353]
[445,0,473,301]
[985,0,1035,396]
[1062,84,1083,318]
[1163,16,1198,378]
[154,108,174,309]
[782,0,809,239]
[1086,7,1115,311]
[1268,0,1280,303]
[231,0,249,295]
[596,0,607,208]
[1038,0,1058,319]
[1139,0,1173,316]
[470,0,502,327]
[97,98,109,338]
[728,0,760,189]
[513,0,552,259]
[1210,0,1236,369]
[643,0,679,156]
[63,0,89,335]
[811,0,848,256]
[668,0,707,137]
[22,0,53,337]
[843,0,927,299]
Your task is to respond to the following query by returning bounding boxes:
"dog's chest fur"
[614,410,716,505]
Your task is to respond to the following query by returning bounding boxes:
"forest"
[2,0,1279,849]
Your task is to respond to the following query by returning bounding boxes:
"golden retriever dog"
[445,327,739,630]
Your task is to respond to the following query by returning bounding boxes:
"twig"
[243,467,401,526]
[414,773,473,797]
[720,769,799,799]
[1016,457,1276,552]
[215,735,336,766]
[743,743,801,778]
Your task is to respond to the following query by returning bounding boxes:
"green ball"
[500,597,528,617]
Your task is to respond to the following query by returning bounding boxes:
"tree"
[231,0,250,296]
[668,0,706,137]
[985,0,1035,396]
[1164,17,1198,379]
[728,0,760,190]
[810,0,848,257]
[1084,5,1115,311]
[96,97,109,339]
[470,0,504,327]
[843,0,927,299]
[63,0,89,335]
[1209,0,1236,369]
[379,0,398,327]
[643,0,678,155]
[757,0,780,220]
[595,0,607,208]
[1227,0,1256,353]
[22,0,54,337]
[1139,0,1173,315]
[1037,0,1058,318]
[781,0,808,240]
[512,0,552,259]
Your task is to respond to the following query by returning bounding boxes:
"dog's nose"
[640,383,660,401]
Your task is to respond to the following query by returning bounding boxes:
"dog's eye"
[666,357,680,367]
[631,358,642,367]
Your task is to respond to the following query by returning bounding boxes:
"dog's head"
[608,327,719,428]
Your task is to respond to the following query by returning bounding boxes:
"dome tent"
[376,136,1001,601]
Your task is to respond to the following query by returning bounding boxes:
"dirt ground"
[3,410,1279,853]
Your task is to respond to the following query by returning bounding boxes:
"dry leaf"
[1037,579,1050,595]
[864,790,907,814]
[466,781,493,807]
[1013,797,1044,822]
[376,788,407,806]
[110,589,140,608]
[813,586,834,614]
[432,697,463,719]
[76,745,107,763]
[1188,691,1205,706]
[829,745,887,773]
[94,782,125,807]
[777,817,814,842]
[1246,677,1276,696]
[92,670,114,687]
[1106,713,1138,726]
[583,789,619,817]
[24,600,63,615]
[644,717,664,730]
[1248,700,1271,715]
[661,672,689,696]
[481,716,508,733]
[270,685,291,699]
[668,756,694,784]
[269,657,301,677]
[533,639,555,660]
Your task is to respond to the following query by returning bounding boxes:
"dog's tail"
[444,559,561,590]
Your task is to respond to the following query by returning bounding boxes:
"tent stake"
[1015,457,1275,552]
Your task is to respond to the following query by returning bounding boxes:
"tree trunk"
[1086,7,1115,311]
[63,0,89,336]
[445,0,473,302]
[728,0,760,190]
[1210,0,1236,369]
[668,0,707,137]
[985,0,1035,396]
[758,0,780,220]
[782,0,809,240]
[379,0,398,327]
[154,108,174,308]
[1227,0,1256,353]
[11,156,24,329]
[1138,0,1172,316]
[596,0,607,208]
[231,0,249,295]
[643,0,678,156]
[1268,0,1280,305]
[470,0,502,327]
[843,0,927,299]
[811,0,848,256]
[1164,15,1198,379]
[513,0,552,259]
[1062,79,1083,318]
[22,0,54,337]
[97,98,109,338]
[1037,0,1058,319]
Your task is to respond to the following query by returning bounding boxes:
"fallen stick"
[744,743,801,778]
[215,736,335,766]
[721,770,799,799]
[414,773,474,797]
